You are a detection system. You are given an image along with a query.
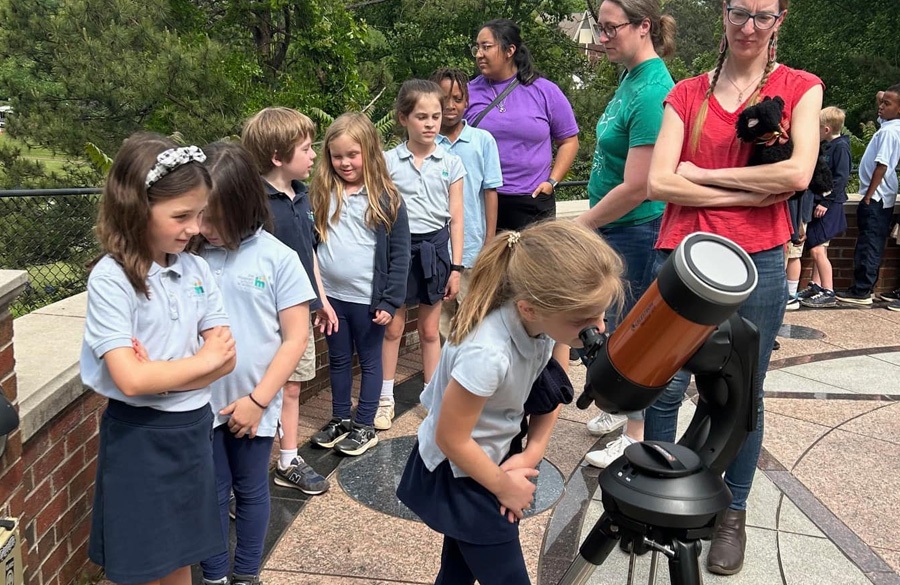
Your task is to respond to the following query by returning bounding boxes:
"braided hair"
[430,68,470,104]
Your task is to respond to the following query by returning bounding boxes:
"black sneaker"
[878,288,900,302]
[334,423,378,456]
[274,457,330,495]
[800,289,837,308]
[835,288,872,305]
[311,417,351,448]
[798,282,824,300]
[888,299,900,312]
[231,575,260,585]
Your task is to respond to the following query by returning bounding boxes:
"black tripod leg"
[668,538,703,585]
[557,513,621,585]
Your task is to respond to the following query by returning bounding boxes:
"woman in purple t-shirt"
[465,18,580,232]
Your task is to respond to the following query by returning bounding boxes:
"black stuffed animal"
[736,96,833,197]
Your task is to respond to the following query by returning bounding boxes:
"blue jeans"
[852,200,895,293]
[598,215,663,421]
[643,246,787,510]
[202,427,275,579]
[325,297,385,426]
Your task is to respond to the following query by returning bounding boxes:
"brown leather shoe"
[707,508,747,575]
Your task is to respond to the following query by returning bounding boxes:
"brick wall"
[798,209,900,293]
[20,392,105,585]
[0,301,420,585]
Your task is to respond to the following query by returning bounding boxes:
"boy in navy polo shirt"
[243,107,336,494]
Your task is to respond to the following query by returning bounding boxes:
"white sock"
[787,280,799,297]
[381,379,395,402]
[279,449,298,469]
[622,434,638,444]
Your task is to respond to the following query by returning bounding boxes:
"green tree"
[777,0,899,133]
[0,0,246,157]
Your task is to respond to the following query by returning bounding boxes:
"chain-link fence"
[0,189,102,316]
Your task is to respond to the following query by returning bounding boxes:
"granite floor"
[239,305,900,585]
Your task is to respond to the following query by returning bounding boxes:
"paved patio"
[219,302,900,585]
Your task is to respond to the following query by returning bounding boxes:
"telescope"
[559,232,760,585]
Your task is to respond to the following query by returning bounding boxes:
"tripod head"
[559,233,760,585]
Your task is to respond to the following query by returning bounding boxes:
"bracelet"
[450,264,464,272]
[248,393,267,409]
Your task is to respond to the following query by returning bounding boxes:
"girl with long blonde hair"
[307,113,410,456]
[398,220,623,585]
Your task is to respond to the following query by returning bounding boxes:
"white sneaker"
[374,398,395,430]
[584,435,634,468]
[586,412,628,436]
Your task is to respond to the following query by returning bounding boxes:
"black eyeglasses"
[597,21,634,40]
[726,6,783,30]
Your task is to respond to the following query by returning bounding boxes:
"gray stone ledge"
[0,270,28,314]
[15,293,88,442]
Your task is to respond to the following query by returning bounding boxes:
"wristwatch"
[547,178,559,193]
[450,264,464,273]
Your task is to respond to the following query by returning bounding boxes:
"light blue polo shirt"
[200,230,316,436]
[417,302,555,478]
[437,122,503,267]
[317,188,378,305]
[385,142,466,234]
[80,253,230,412]
[859,118,900,208]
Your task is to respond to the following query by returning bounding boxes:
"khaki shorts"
[786,221,807,259]
[439,268,471,340]
[288,320,316,382]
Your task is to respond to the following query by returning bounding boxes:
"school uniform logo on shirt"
[192,280,205,295]
[236,273,271,292]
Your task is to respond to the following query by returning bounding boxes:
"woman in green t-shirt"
[576,0,675,470]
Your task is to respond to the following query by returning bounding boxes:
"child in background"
[80,133,236,585]
[196,143,317,585]
[381,80,465,429]
[398,221,623,584]
[430,68,502,343]
[800,107,851,308]
[242,107,333,494]
[837,86,900,307]
[308,113,411,455]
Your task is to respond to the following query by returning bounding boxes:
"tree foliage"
[778,0,899,134]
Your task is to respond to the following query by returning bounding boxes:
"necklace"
[723,66,764,105]
[488,79,507,113]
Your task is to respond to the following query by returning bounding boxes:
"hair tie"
[507,231,521,248]
[145,146,207,188]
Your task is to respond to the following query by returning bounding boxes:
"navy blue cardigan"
[315,195,411,316]
[371,199,411,316]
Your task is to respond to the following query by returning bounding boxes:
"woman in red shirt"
[647,0,823,576]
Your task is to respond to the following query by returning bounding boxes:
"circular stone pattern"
[778,324,826,340]
[337,435,566,521]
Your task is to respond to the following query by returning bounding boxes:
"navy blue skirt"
[806,203,848,248]
[89,400,225,584]
[397,442,519,545]
[406,227,451,306]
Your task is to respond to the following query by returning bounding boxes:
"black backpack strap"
[470,78,520,128]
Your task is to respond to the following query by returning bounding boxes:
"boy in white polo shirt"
[837,85,900,308]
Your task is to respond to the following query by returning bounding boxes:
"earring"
[719,35,728,55]
[768,34,778,64]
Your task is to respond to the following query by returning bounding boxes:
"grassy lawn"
[0,132,80,174]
